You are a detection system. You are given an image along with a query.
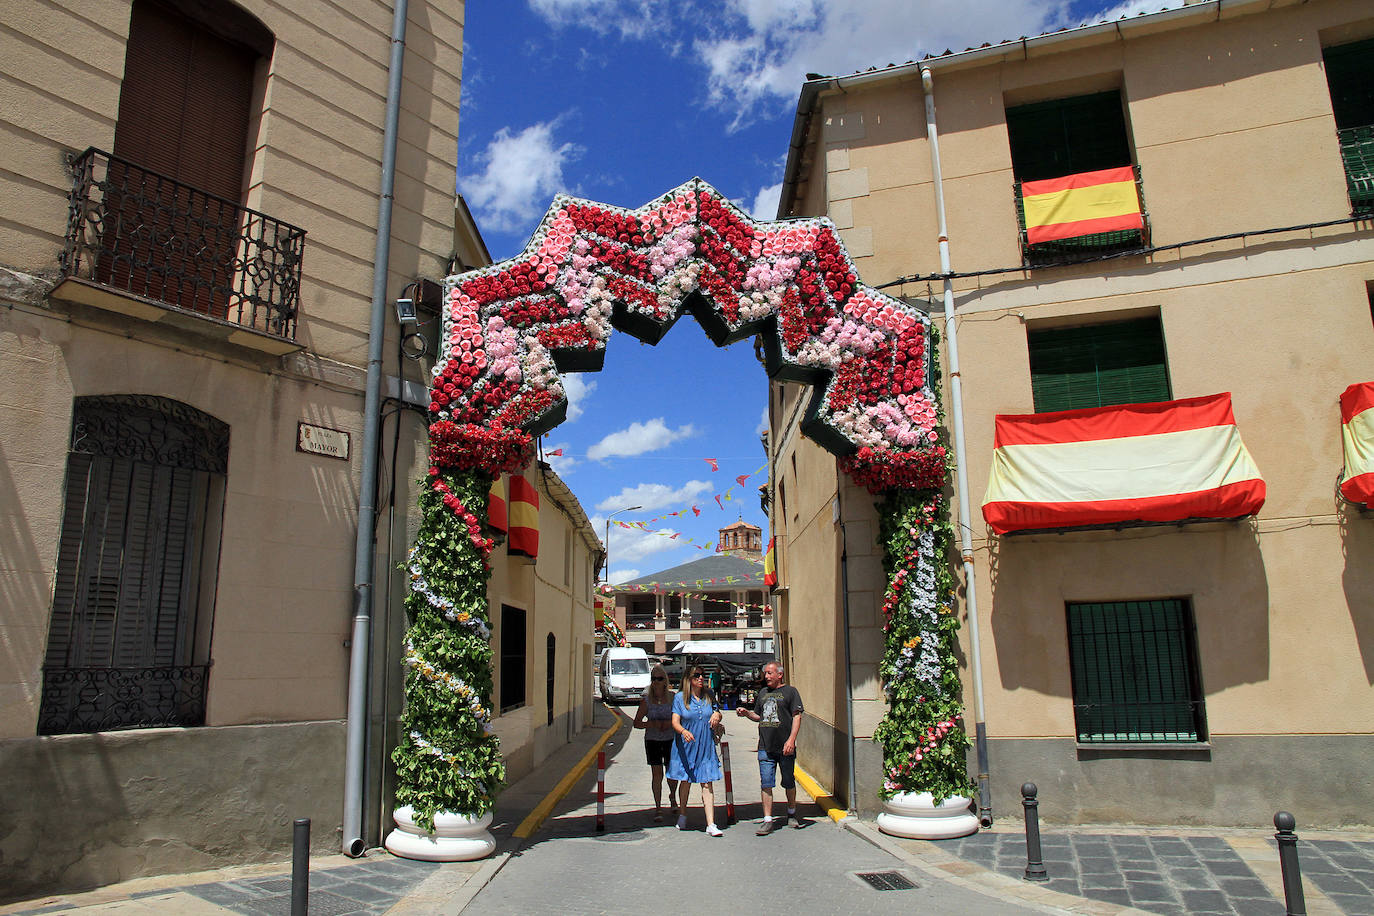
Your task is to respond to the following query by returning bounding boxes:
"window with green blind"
[1323,37,1374,214]
[1006,90,1132,182]
[1066,599,1207,744]
[1028,316,1171,413]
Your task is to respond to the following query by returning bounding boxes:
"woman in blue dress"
[667,665,724,835]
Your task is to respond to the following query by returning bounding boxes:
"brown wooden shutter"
[108,0,256,317]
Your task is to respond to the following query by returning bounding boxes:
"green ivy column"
[390,467,505,836]
[872,488,974,804]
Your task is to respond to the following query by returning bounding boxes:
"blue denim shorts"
[757,748,795,790]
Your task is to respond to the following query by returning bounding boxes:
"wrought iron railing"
[1338,125,1374,215]
[38,664,209,735]
[626,612,655,629]
[60,147,305,339]
[1014,164,1149,266]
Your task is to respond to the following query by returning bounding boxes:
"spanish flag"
[1022,166,1143,245]
[982,392,1265,534]
[508,473,540,558]
[1341,382,1374,508]
[488,476,508,533]
[763,537,778,588]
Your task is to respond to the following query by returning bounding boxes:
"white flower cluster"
[406,552,491,639]
[887,528,944,697]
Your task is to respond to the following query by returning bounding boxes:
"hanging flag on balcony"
[982,392,1265,534]
[508,473,540,558]
[1341,382,1374,507]
[488,476,508,534]
[763,537,778,588]
[1022,165,1144,245]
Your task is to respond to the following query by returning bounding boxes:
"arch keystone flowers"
[392,180,969,850]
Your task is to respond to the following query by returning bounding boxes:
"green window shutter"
[1006,90,1133,182]
[1323,37,1374,130]
[1029,317,1170,413]
[1066,599,1205,743]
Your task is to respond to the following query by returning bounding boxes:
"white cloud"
[692,0,1080,126]
[755,405,769,437]
[610,567,641,585]
[527,0,666,39]
[542,440,576,473]
[750,182,782,221]
[595,479,712,513]
[587,418,696,460]
[612,526,685,562]
[561,373,597,422]
[460,121,582,233]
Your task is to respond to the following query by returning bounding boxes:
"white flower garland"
[403,639,493,727]
[406,553,492,640]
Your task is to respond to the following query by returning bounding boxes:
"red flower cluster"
[698,265,741,322]
[536,324,596,351]
[840,445,948,494]
[493,388,559,431]
[813,230,856,305]
[778,288,808,351]
[429,420,532,476]
[566,203,649,244]
[503,296,569,328]
[887,714,963,776]
[606,275,661,316]
[698,192,757,255]
[460,258,552,306]
[585,239,652,281]
[429,470,495,558]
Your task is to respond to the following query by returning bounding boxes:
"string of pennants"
[607,462,768,551]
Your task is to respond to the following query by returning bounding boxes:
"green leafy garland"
[391,466,506,832]
[867,325,974,804]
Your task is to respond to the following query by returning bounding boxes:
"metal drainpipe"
[921,65,993,827]
[837,486,859,815]
[343,0,410,857]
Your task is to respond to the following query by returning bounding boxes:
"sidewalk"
[4,704,1371,915]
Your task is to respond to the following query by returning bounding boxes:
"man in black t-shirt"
[736,661,805,833]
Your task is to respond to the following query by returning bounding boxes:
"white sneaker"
[676,815,687,830]
[706,824,723,837]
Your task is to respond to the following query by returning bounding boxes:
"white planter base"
[876,791,979,840]
[384,806,496,862]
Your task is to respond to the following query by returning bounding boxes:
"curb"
[793,765,849,823]
[512,706,623,840]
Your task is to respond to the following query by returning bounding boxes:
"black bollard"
[1022,783,1048,882]
[292,818,310,916]
[1274,812,1307,916]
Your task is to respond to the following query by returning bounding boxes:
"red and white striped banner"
[1341,382,1374,507]
[982,392,1265,534]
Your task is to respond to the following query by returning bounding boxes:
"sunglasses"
[691,672,705,678]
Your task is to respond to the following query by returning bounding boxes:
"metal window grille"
[61,148,305,339]
[1337,126,1374,215]
[1066,599,1207,743]
[39,395,226,735]
[500,605,527,712]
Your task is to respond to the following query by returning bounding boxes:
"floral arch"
[391,180,970,847]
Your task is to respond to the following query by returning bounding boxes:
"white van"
[598,647,651,702]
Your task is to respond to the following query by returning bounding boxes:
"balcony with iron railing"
[55,148,306,355]
[1339,125,1374,215]
[1014,165,1149,267]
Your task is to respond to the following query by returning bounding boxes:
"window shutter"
[1030,317,1170,413]
[1324,37,1374,130]
[1006,91,1132,182]
[1067,600,1204,742]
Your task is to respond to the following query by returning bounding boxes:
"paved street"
[462,703,1043,915]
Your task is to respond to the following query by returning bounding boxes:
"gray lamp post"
[603,505,642,585]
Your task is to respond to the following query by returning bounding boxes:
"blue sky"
[455,0,1164,583]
